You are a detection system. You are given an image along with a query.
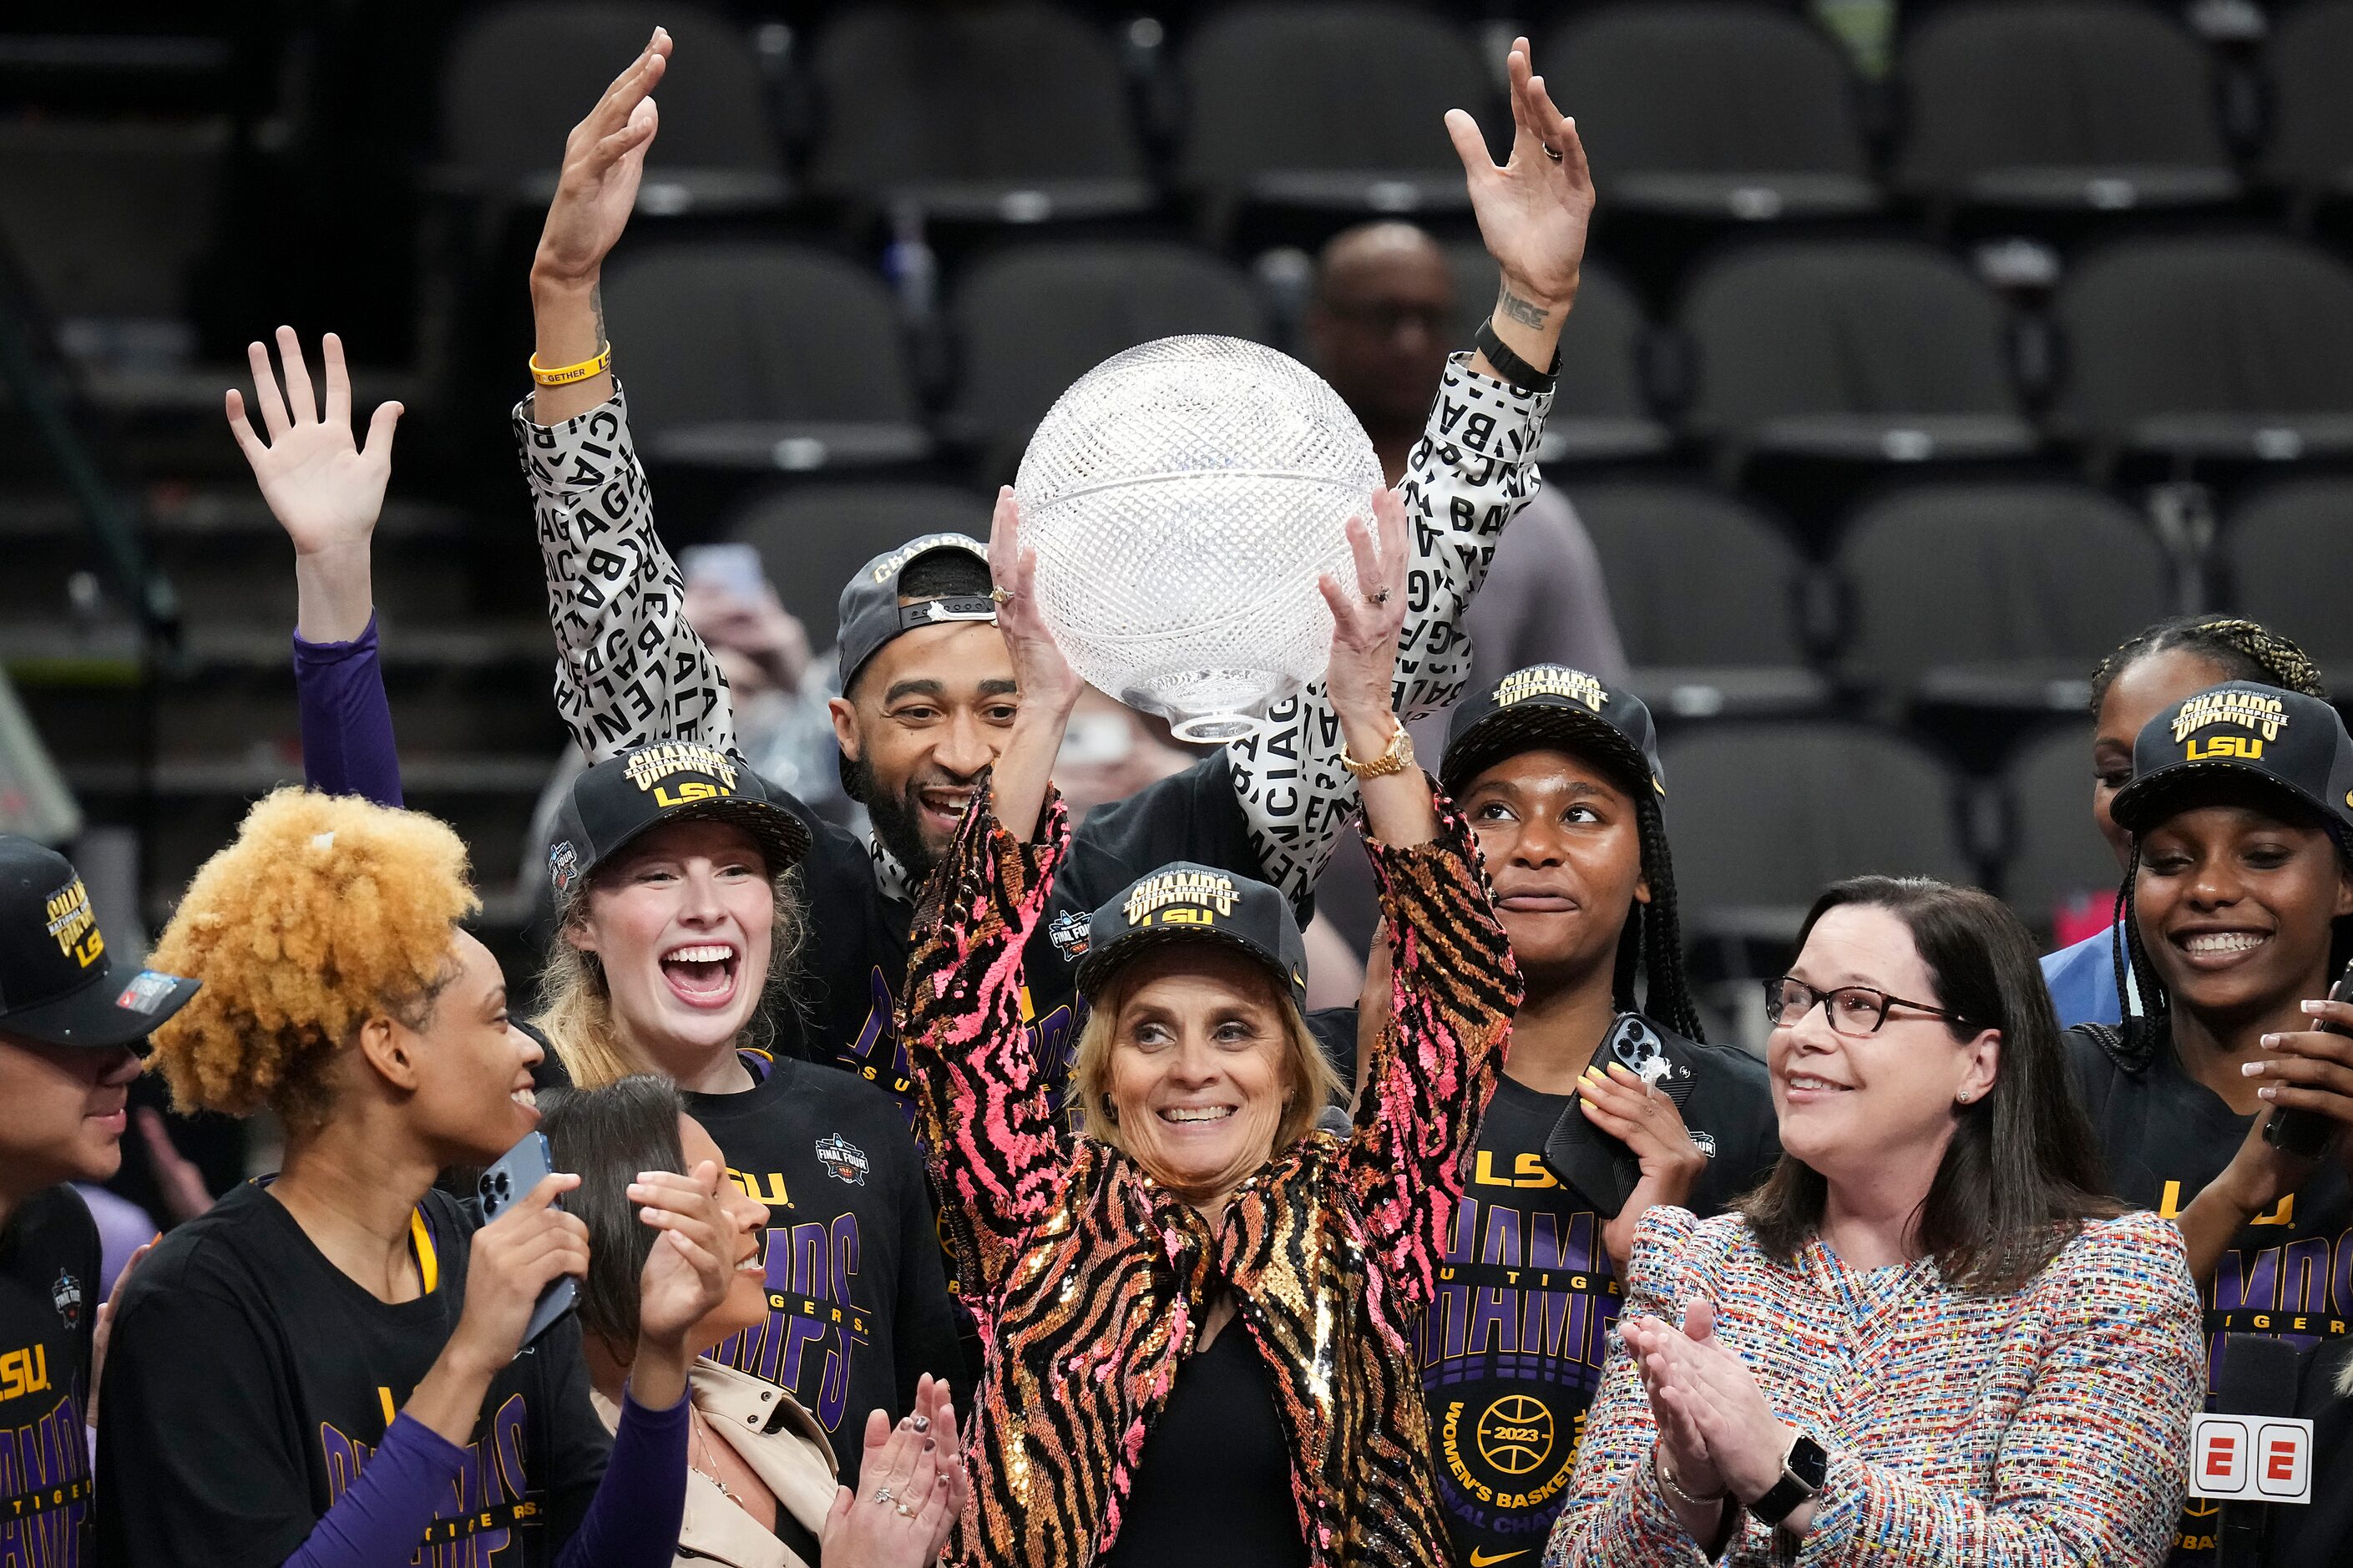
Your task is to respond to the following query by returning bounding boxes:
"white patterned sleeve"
[1229,354,1552,905]
[512,385,736,761]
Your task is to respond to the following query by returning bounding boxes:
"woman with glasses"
[1547,877,2202,1565]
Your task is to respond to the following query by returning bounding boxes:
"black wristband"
[1475,319,1559,394]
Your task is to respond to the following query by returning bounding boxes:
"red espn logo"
[2188,1414,2313,1503]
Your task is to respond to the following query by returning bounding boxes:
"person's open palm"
[1447,37,1595,311]
[225,327,400,559]
[535,28,669,287]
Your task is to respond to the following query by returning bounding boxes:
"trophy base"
[1119,669,1299,745]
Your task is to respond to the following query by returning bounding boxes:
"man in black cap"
[1320,665,1777,1565]
[500,22,1598,1098]
[0,836,197,1561]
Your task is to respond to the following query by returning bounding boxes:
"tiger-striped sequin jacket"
[903,789,1521,1568]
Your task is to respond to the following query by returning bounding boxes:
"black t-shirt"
[1,1186,99,1566]
[681,1051,962,1490]
[2067,1025,2353,1568]
[786,754,1272,1118]
[2266,1338,2353,1567]
[1097,1325,1307,1568]
[94,1181,609,1568]
[1420,1029,1779,1564]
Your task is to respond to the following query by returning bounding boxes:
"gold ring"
[989,585,1014,604]
[1541,144,1563,163]
[896,1502,917,1517]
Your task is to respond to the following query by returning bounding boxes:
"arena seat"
[1676,238,2037,468]
[2260,0,2353,207]
[1443,247,1668,462]
[2050,234,2353,464]
[1565,478,1830,717]
[1661,722,1982,941]
[944,240,1269,482]
[1834,480,2168,711]
[1891,0,2239,212]
[805,2,1152,224]
[436,1,787,212]
[600,240,929,470]
[1999,724,2122,937]
[726,483,993,641]
[1537,2,1880,222]
[2222,476,2353,668]
[1176,2,1490,216]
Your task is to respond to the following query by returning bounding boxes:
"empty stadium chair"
[1892,1,2239,212]
[1539,3,1880,221]
[1834,481,2169,709]
[727,483,993,639]
[2051,234,2353,463]
[601,241,929,469]
[1177,3,1490,215]
[1661,723,1981,940]
[2261,0,2353,206]
[1677,239,2037,466]
[2001,725,2124,937]
[945,240,1269,480]
[1566,479,1830,716]
[805,3,1152,223]
[1444,247,1668,461]
[437,1,785,211]
[2223,476,2353,668]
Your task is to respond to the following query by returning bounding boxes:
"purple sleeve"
[278,1414,466,1568]
[554,1383,690,1568]
[293,616,404,807]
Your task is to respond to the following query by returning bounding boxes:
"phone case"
[478,1131,579,1347]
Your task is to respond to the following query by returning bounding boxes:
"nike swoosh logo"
[1469,1552,1528,1566]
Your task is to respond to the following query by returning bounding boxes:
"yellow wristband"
[529,343,612,387]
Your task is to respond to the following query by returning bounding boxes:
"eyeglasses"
[1762,976,1968,1039]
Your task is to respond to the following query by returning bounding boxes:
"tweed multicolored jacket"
[902,789,1521,1568]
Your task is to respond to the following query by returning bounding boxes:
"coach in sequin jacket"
[902,791,1521,1568]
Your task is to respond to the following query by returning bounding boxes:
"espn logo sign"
[2188,1414,2314,1503]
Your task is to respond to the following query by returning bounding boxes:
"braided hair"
[2091,616,2332,1068]
[1612,792,1707,1042]
[2088,615,2327,715]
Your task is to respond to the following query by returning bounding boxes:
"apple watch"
[1746,1429,1829,1527]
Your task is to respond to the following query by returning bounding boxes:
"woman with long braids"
[2067,680,2353,1567]
[903,487,1521,1566]
[1348,665,1779,1562]
[2044,616,2329,1028]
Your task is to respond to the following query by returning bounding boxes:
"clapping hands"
[823,1374,968,1568]
[1622,1300,1799,1521]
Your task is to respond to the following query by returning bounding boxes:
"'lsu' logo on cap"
[624,742,740,807]
[2173,690,2290,760]
[43,878,101,969]
[1495,665,1607,714]
[1123,870,1240,927]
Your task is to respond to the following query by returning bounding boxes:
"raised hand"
[1316,487,1410,733]
[629,1161,734,1351]
[981,485,1083,843]
[226,328,401,642]
[1445,38,1594,347]
[534,28,668,291]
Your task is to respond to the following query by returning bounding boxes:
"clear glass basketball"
[1015,336,1382,741]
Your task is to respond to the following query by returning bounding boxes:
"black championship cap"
[1074,861,1309,1011]
[836,533,995,695]
[1440,664,1666,802]
[0,837,196,1050]
[548,741,812,898]
[2112,680,2353,845]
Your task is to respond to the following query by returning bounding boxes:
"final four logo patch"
[1048,909,1091,962]
[51,1269,82,1330]
[816,1134,869,1187]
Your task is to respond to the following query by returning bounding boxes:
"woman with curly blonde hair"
[93,787,737,1568]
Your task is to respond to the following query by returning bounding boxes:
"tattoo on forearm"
[590,284,608,349]
[1495,284,1551,331]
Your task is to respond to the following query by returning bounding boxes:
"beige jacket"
[591,1358,839,1568]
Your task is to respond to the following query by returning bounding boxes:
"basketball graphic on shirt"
[1475,1393,1555,1475]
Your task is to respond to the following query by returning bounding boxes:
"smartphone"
[2263,957,2353,1158]
[680,543,766,602]
[478,1131,578,1346]
[1590,1014,1693,1105]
